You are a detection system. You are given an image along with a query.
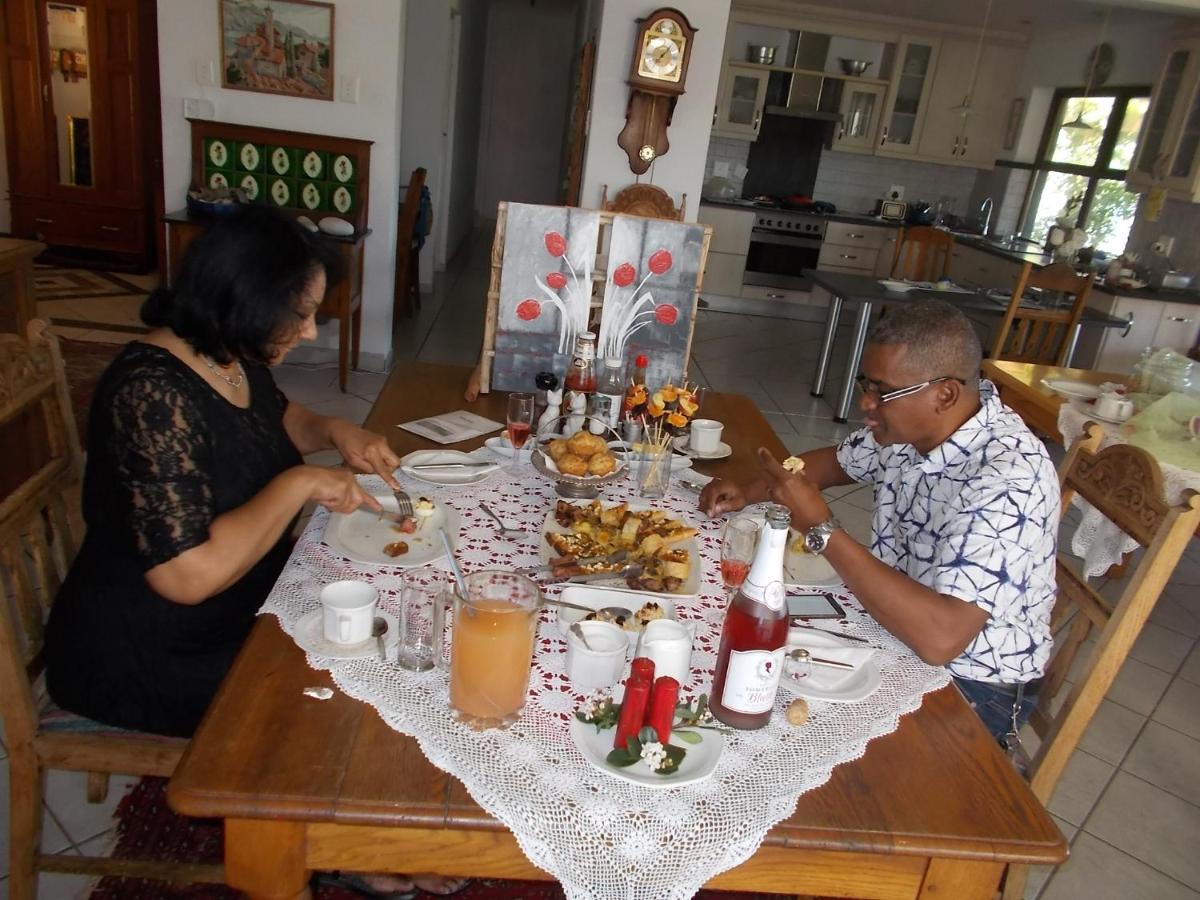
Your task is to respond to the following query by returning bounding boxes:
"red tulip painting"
[530,227,593,355]
[597,243,679,361]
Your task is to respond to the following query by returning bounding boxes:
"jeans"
[953,677,1042,746]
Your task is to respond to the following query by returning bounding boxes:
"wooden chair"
[890,225,953,281]
[393,167,428,321]
[1001,423,1200,900]
[0,321,223,899]
[600,183,686,221]
[990,262,1092,366]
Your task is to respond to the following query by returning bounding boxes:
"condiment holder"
[564,621,628,689]
[633,619,693,687]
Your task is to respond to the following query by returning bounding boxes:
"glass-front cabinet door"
[716,66,770,138]
[1131,46,1194,186]
[834,83,885,153]
[879,38,939,155]
[1164,51,1200,197]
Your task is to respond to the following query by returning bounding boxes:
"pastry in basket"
[547,500,697,592]
[567,430,607,458]
[587,453,616,476]
[557,453,588,476]
[546,438,571,462]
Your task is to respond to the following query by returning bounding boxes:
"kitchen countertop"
[699,198,902,229]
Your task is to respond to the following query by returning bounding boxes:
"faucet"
[978,197,994,236]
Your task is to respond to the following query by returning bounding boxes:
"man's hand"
[699,478,749,518]
[758,447,831,530]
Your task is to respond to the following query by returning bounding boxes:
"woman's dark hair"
[142,205,342,365]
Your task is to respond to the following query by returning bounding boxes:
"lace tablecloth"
[261,466,949,900]
[1059,404,1200,577]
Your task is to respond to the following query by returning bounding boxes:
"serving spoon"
[372,617,389,662]
[541,596,634,622]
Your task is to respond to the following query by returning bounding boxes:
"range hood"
[765,105,840,123]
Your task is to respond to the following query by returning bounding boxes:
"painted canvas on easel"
[490,203,600,392]
[597,216,705,390]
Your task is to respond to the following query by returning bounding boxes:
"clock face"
[637,18,686,83]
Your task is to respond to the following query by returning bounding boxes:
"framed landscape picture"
[220,0,334,101]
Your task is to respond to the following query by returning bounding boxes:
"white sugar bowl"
[564,621,628,690]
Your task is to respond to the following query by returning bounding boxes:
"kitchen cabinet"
[715,66,770,139]
[1151,302,1200,355]
[1128,37,1200,202]
[878,38,940,157]
[818,221,890,274]
[915,42,1020,169]
[1088,293,1200,374]
[697,204,755,298]
[950,244,1024,291]
[834,83,886,153]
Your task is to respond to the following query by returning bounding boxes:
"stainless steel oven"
[743,211,826,291]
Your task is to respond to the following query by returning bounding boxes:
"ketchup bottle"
[709,504,791,729]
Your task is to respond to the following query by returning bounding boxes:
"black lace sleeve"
[106,371,215,570]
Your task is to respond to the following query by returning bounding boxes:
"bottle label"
[720,647,786,714]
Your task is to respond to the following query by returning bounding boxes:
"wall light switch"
[183,98,215,120]
[195,59,215,87]
[338,75,360,104]
[888,184,905,201]
[712,160,731,178]
[1151,235,1176,257]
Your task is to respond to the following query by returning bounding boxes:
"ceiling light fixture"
[952,0,995,117]
[1063,5,1112,131]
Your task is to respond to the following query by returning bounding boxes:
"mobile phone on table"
[785,592,845,620]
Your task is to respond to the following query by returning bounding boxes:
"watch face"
[805,530,825,554]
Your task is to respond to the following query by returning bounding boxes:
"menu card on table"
[398,411,504,444]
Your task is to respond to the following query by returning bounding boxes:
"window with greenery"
[1020,87,1150,256]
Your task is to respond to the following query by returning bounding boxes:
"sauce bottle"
[709,504,791,729]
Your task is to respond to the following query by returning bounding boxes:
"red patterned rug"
[88,778,790,900]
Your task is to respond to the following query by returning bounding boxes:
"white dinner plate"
[569,715,722,789]
[540,500,700,598]
[779,630,881,703]
[400,449,499,486]
[292,609,400,660]
[671,435,732,460]
[323,495,459,567]
[553,585,678,638]
[1041,378,1102,401]
[878,279,915,293]
[1069,399,1132,426]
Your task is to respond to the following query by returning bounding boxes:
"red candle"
[645,675,680,744]
[614,677,652,751]
[630,657,655,683]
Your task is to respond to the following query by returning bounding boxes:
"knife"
[409,461,496,470]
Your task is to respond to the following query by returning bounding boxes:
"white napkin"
[785,629,876,692]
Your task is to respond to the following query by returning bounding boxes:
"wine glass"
[720,516,760,597]
[505,392,535,473]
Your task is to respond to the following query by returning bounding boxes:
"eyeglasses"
[855,374,966,404]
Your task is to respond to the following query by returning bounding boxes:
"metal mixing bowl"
[747,45,777,65]
[838,58,873,76]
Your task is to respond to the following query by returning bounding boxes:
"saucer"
[293,609,400,660]
[671,435,732,460]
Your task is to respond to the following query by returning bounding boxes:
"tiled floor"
[4,231,1199,898]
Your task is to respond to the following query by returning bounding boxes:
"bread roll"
[547,439,570,461]
[567,430,605,458]
[587,452,616,476]
[558,453,588,476]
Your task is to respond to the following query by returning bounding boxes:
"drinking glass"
[637,441,672,499]
[397,572,444,671]
[721,516,760,595]
[506,392,535,473]
[447,571,540,730]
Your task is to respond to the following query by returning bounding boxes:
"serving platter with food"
[323,492,459,567]
[552,585,677,637]
[539,499,699,596]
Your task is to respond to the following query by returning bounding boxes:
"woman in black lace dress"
[45,206,400,738]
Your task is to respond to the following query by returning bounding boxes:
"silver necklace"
[202,355,246,389]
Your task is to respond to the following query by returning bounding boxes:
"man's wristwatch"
[804,517,842,555]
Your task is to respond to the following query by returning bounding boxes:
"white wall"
[400,1,450,286]
[445,0,487,260]
[156,0,406,367]
[579,0,732,223]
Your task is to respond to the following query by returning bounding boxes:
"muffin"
[558,453,588,476]
[587,452,616,476]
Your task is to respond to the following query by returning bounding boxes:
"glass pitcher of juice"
[446,572,540,730]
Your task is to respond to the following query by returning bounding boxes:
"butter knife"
[409,461,495,470]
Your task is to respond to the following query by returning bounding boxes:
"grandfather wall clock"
[617,8,697,175]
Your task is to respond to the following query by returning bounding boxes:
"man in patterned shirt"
[700,299,1059,743]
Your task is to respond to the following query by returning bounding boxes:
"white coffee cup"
[320,580,377,645]
[1094,392,1135,422]
[634,619,693,686]
[689,419,724,454]
[565,621,628,689]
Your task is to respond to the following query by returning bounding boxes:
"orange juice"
[449,593,537,727]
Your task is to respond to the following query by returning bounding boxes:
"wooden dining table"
[167,360,1066,900]
[982,359,1124,444]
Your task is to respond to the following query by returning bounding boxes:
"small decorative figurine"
[538,387,563,436]
[564,390,587,436]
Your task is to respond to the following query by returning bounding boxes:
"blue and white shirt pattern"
[835,381,1058,683]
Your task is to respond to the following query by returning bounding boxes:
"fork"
[478,502,529,540]
[392,488,414,517]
